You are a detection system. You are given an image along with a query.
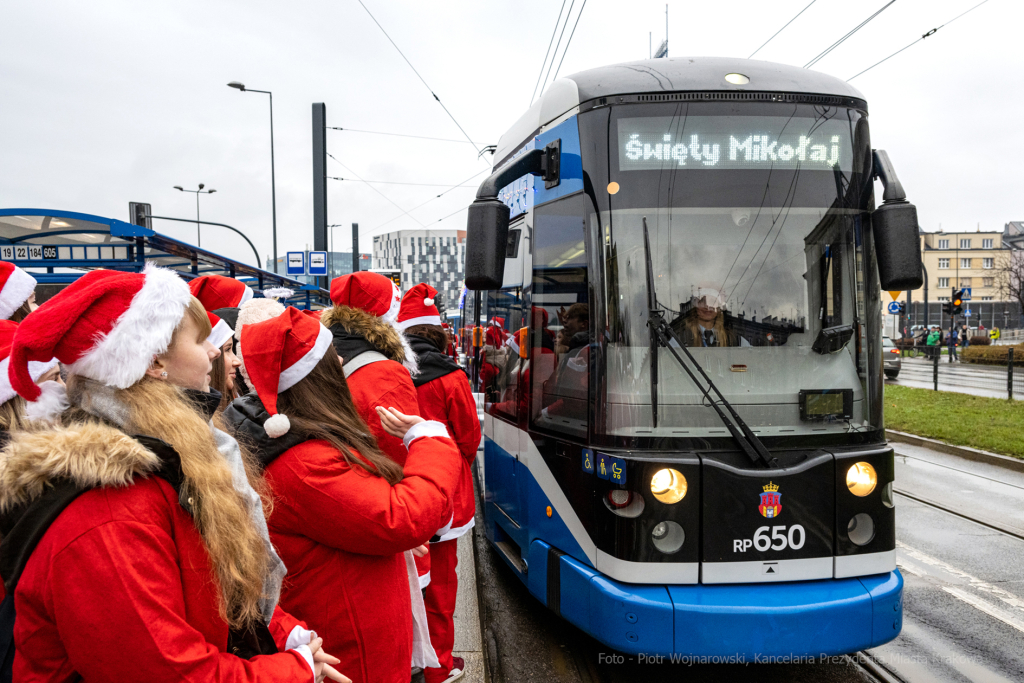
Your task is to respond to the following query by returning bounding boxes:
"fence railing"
[897,348,1023,399]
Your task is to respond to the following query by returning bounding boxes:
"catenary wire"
[531,0,568,106]
[541,0,575,94]
[327,126,486,145]
[328,177,476,187]
[366,168,488,235]
[326,151,426,227]
[749,0,818,59]
[550,0,589,83]
[848,0,992,81]
[804,1,896,69]
[355,0,480,153]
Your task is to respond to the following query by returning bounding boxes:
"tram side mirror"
[812,324,854,355]
[465,197,510,290]
[871,149,923,291]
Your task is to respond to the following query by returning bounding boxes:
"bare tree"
[995,250,1024,314]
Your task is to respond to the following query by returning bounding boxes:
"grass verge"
[885,384,1024,459]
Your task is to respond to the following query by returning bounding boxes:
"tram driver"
[678,287,750,348]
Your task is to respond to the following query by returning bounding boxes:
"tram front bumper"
[551,552,903,659]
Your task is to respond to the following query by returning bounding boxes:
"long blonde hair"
[684,310,732,347]
[0,396,28,432]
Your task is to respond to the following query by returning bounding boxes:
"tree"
[995,250,1024,316]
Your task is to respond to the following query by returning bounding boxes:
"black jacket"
[221,393,306,470]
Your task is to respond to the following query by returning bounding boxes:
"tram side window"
[530,193,589,439]
[483,287,523,422]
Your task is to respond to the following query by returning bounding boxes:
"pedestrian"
[222,307,461,683]
[926,326,940,359]
[397,284,482,683]
[211,305,251,394]
[0,262,39,322]
[0,266,344,681]
[961,323,970,349]
[206,311,241,414]
[948,326,959,361]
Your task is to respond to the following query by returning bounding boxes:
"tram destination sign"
[618,116,852,172]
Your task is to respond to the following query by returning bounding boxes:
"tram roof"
[0,208,330,308]
[495,57,866,165]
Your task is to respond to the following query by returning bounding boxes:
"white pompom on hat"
[395,283,442,331]
[0,262,37,320]
[239,307,333,438]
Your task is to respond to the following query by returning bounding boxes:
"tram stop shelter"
[0,209,330,308]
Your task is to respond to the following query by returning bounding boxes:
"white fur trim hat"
[396,283,442,331]
[239,307,333,438]
[188,274,254,311]
[206,311,234,350]
[0,262,37,320]
[7,264,190,403]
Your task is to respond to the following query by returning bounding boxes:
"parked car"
[883,336,901,379]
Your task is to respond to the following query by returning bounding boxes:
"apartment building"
[372,229,467,313]
[890,229,1007,303]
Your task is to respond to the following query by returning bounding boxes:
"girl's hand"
[308,637,350,683]
[375,406,424,439]
[411,544,429,558]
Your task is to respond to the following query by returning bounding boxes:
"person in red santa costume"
[396,284,481,683]
[221,307,461,683]
[0,266,346,683]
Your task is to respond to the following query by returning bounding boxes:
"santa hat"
[0,262,37,320]
[206,312,234,350]
[396,283,441,331]
[329,272,402,322]
[7,264,190,407]
[240,307,333,438]
[301,308,324,321]
[232,295,287,387]
[188,275,254,311]
[0,319,59,407]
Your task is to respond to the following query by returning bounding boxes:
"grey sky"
[1,0,1016,270]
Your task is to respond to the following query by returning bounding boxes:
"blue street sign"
[286,251,305,275]
[607,455,627,486]
[962,288,972,300]
[596,452,610,480]
[887,301,901,314]
[308,251,328,276]
[581,448,594,475]
[965,309,972,317]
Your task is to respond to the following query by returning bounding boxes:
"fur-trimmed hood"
[320,305,419,375]
[0,422,160,512]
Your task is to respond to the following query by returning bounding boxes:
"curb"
[886,429,1024,474]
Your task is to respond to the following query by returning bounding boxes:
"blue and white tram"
[464,57,921,658]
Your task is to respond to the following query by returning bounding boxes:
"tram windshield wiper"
[642,218,777,469]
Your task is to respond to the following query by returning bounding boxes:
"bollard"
[1009,348,1014,400]
[933,350,939,391]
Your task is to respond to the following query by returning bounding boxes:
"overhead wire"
[848,0,992,81]
[550,0,588,83]
[326,151,426,227]
[531,0,569,106]
[328,127,486,145]
[365,168,489,235]
[355,0,480,153]
[328,177,476,187]
[803,1,896,69]
[748,0,818,59]
[541,0,576,94]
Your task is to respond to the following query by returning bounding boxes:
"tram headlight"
[846,462,877,497]
[651,520,685,554]
[651,468,687,504]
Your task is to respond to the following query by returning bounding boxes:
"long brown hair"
[276,344,403,484]
[209,341,237,413]
[406,324,448,352]
[8,300,33,323]
[0,396,27,431]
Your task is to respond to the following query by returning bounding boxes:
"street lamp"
[173,184,216,246]
[228,81,277,272]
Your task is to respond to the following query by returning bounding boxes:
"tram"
[464,57,921,658]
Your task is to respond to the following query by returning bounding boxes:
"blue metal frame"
[0,209,331,308]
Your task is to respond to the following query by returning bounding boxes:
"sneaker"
[444,658,466,683]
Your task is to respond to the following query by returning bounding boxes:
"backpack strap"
[342,350,389,378]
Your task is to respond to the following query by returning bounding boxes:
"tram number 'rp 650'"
[733,524,806,553]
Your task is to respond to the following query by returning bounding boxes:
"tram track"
[892,489,1024,542]
[846,651,907,683]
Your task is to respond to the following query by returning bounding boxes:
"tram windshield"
[584,101,881,439]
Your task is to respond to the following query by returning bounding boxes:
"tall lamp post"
[227,81,277,272]
[173,184,216,246]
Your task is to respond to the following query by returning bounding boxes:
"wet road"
[473,442,1024,682]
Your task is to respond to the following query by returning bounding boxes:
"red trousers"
[423,538,459,681]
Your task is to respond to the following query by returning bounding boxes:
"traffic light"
[942,301,952,316]
[898,301,907,315]
[951,289,965,316]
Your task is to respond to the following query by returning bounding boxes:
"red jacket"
[415,370,481,538]
[5,423,313,682]
[264,424,462,683]
[347,358,420,467]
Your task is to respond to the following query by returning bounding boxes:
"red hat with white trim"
[7,264,191,403]
[0,320,57,405]
[188,275,254,311]
[329,271,401,321]
[396,283,441,330]
[239,306,333,438]
[206,312,233,350]
[0,262,37,320]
